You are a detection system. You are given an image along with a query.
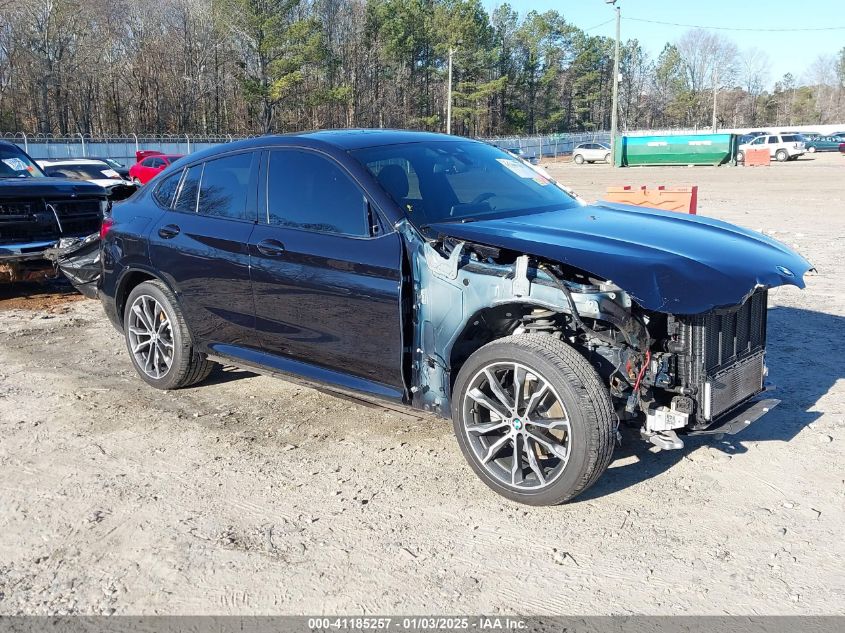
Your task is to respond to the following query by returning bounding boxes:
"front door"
[249,148,405,396]
[148,150,260,350]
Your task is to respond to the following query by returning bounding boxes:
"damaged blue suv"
[99,130,812,505]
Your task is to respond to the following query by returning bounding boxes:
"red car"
[839,142,845,154]
[128,151,183,185]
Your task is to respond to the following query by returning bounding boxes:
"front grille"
[0,198,101,244]
[679,290,768,425]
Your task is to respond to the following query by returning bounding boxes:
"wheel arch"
[447,302,561,395]
[115,267,176,327]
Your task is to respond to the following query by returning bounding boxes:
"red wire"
[633,349,651,392]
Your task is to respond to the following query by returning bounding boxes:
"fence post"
[78,133,86,157]
[22,133,28,153]
[185,134,191,153]
[132,133,138,155]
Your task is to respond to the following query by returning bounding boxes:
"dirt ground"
[1,153,843,616]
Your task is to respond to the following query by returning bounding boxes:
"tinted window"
[266,150,368,236]
[781,135,799,142]
[767,136,778,144]
[154,170,183,208]
[173,164,202,213]
[44,163,116,180]
[196,152,254,220]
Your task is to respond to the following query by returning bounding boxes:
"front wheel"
[736,150,745,163]
[123,280,215,390]
[776,149,789,162]
[573,154,585,165]
[604,153,612,164]
[808,146,817,153]
[451,335,616,505]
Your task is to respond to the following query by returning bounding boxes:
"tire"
[123,280,215,390]
[736,150,745,163]
[808,146,817,153]
[573,154,585,165]
[451,334,616,505]
[604,153,612,164]
[776,149,789,162]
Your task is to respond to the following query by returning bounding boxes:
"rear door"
[148,150,260,350]
[248,147,405,396]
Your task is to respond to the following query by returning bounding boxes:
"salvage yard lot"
[1,153,843,615]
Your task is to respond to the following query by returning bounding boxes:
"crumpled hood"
[427,202,813,314]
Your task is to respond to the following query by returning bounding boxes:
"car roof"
[38,158,109,166]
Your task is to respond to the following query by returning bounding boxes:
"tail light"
[100,216,115,240]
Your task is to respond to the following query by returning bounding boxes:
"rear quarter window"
[154,170,183,208]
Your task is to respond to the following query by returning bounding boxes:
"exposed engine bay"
[403,222,780,450]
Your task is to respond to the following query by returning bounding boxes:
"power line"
[624,17,845,33]
[584,18,614,32]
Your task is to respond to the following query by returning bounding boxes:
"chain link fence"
[1,133,248,166]
[3,132,621,165]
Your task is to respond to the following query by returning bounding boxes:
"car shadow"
[576,306,844,502]
[201,364,258,386]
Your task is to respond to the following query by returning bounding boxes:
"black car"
[99,130,811,505]
[0,141,108,282]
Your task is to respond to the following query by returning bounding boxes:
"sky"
[483,0,845,85]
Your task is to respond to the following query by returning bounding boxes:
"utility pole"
[447,47,454,135]
[607,0,621,167]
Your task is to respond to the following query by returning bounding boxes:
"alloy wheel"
[461,362,572,491]
[127,294,174,379]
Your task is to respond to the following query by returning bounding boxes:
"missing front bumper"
[686,397,781,436]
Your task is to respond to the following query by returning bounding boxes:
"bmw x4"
[99,130,812,505]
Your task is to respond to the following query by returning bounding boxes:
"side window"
[154,170,183,208]
[141,158,155,167]
[266,150,368,236]
[197,152,254,220]
[767,136,779,144]
[173,164,202,213]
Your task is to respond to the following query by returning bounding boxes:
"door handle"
[158,224,181,239]
[256,239,285,257]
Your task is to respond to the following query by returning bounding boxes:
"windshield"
[43,163,120,181]
[352,140,578,229]
[0,146,45,178]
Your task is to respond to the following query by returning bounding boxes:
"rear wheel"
[123,280,214,390]
[808,146,817,153]
[736,150,745,162]
[776,149,789,162]
[451,335,616,505]
[573,154,585,165]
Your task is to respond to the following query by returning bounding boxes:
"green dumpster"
[614,134,738,167]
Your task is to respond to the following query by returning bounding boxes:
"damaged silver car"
[99,131,813,505]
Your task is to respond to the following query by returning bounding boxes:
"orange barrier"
[744,148,771,167]
[604,185,698,215]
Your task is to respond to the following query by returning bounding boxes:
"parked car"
[502,146,539,165]
[99,130,811,505]
[803,135,845,153]
[572,142,611,165]
[128,152,183,185]
[38,159,138,201]
[840,142,845,154]
[0,141,108,282]
[88,157,131,180]
[737,133,805,162]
